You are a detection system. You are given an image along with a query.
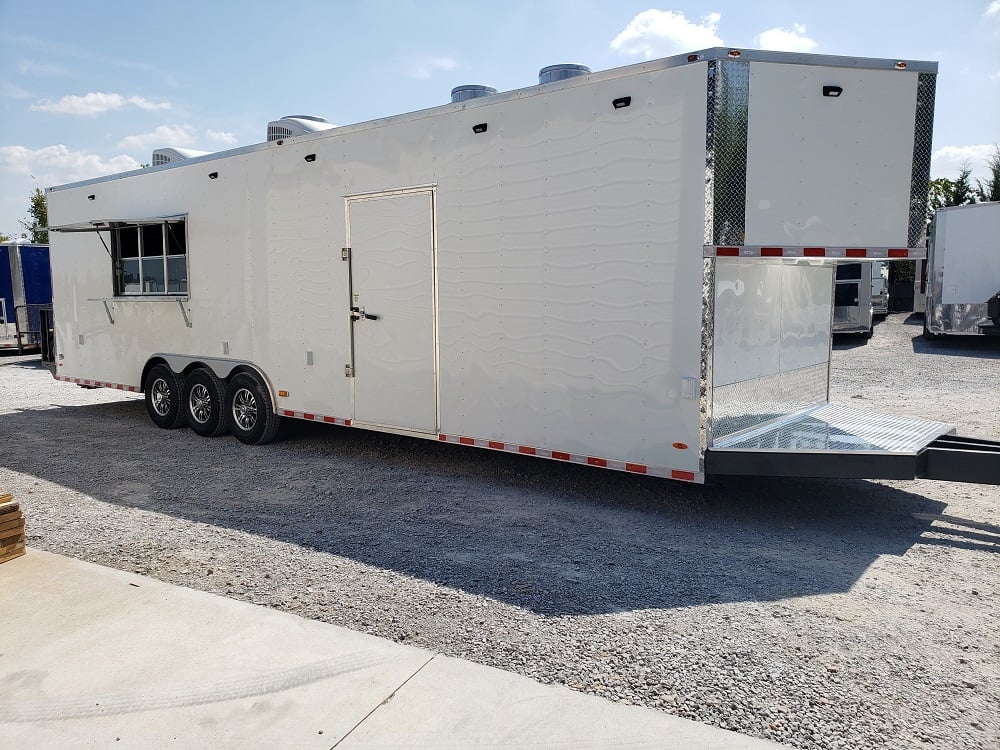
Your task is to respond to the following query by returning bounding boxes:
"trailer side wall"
[48,63,710,473]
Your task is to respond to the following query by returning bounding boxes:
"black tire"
[225,372,280,445]
[144,364,187,429]
[183,368,229,437]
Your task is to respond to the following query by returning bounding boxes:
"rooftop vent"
[267,115,335,142]
[151,147,210,166]
[450,85,497,103]
[538,64,591,85]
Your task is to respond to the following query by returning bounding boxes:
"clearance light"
[895,61,907,69]
[728,49,742,57]
[687,54,701,62]
[278,390,289,398]
[672,442,689,450]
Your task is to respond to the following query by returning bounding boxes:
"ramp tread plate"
[712,404,953,455]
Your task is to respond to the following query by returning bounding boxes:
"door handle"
[351,306,379,321]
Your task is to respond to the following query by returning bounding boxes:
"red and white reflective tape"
[705,245,925,259]
[53,374,139,392]
[437,433,701,482]
[281,410,352,427]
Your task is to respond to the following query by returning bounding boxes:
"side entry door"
[346,189,437,433]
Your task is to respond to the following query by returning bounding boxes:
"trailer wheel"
[183,368,229,437]
[226,372,280,445]
[145,364,187,429]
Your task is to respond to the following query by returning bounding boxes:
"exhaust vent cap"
[451,85,497,103]
[538,64,591,85]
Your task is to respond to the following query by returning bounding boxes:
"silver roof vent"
[538,64,591,85]
[450,85,497,103]
[151,147,210,166]
[267,115,335,142]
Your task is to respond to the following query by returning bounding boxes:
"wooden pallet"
[0,494,25,563]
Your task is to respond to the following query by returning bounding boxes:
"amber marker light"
[278,390,289,398]
[672,442,689,450]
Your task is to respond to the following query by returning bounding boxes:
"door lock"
[350,306,379,321]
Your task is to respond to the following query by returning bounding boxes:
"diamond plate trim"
[908,73,936,248]
[712,363,829,442]
[705,59,749,246]
[699,257,716,470]
[712,404,953,455]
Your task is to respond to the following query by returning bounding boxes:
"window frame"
[111,217,189,297]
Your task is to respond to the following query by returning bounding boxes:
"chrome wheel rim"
[151,378,172,416]
[232,388,257,431]
[189,383,212,424]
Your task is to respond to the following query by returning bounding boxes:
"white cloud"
[755,24,818,53]
[118,124,197,151]
[30,91,170,116]
[931,144,998,180]
[611,10,723,59]
[31,91,125,115]
[1,80,33,99]
[17,60,72,77]
[985,2,1000,17]
[991,70,1000,82]
[0,144,140,182]
[205,129,238,146]
[128,96,171,111]
[407,55,462,80]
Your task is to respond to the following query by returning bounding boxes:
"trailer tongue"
[705,405,1000,484]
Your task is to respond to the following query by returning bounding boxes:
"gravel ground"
[1,312,997,749]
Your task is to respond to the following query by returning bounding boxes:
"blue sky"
[1,0,998,238]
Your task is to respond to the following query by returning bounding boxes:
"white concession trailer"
[46,48,1000,485]
[922,201,1000,337]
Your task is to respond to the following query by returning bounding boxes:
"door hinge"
[344,364,354,377]
[341,247,351,261]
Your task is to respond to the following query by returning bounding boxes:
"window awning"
[48,215,186,233]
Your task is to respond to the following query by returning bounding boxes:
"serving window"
[113,219,187,295]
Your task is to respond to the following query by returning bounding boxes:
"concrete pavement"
[0,550,784,749]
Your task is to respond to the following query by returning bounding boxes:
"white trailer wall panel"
[745,64,918,247]
[435,64,708,467]
[49,63,709,472]
[925,201,1000,335]
[936,203,1000,304]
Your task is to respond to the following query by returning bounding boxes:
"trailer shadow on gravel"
[910,332,1000,358]
[2,399,978,617]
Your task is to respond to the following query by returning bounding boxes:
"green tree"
[975,146,1000,203]
[17,186,48,244]
[0,232,10,243]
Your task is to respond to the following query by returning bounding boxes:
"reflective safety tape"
[706,246,924,259]
[281,410,352,427]
[53,374,139,392]
[435,433,703,483]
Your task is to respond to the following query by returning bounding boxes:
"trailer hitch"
[919,435,1000,485]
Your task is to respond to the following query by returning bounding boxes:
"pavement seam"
[329,652,438,749]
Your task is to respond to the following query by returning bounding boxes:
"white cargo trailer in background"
[45,48,1000,485]
[871,261,890,315]
[923,201,1000,337]
[833,262,876,337]
[832,260,889,337]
